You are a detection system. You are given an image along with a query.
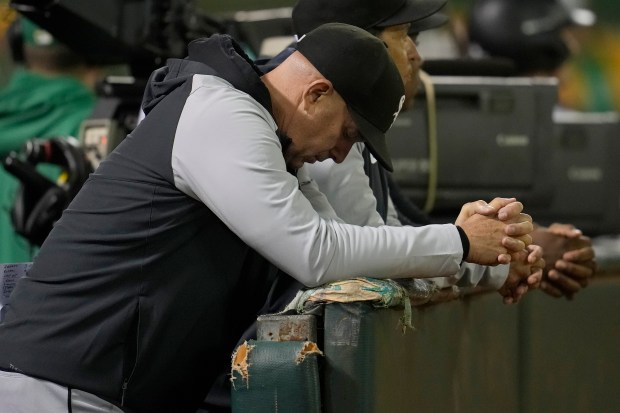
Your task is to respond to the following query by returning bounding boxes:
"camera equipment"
[3,137,92,245]
[387,75,557,220]
[10,0,224,77]
[3,0,226,244]
[528,111,620,235]
[10,0,227,162]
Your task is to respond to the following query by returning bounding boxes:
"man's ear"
[303,79,333,112]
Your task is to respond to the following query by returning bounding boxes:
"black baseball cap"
[296,23,405,172]
[293,0,448,35]
[409,11,449,34]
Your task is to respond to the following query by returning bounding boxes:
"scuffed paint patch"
[230,341,255,389]
[295,341,324,364]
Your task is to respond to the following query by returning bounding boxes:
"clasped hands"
[455,197,544,304]
[531,223,597,300]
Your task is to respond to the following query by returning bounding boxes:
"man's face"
[283,92,361,170]
[377,23,423,110]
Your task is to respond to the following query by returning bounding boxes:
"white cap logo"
[391,94,406,127]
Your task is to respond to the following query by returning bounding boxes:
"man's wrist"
[456,225,470,262]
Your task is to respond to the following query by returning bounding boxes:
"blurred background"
[205,0,619,114]
[0,1,619,413]
[2,0,619,114]
[1,0,619,113]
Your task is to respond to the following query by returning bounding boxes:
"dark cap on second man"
[292,0,448,35]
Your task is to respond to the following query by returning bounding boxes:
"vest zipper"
[121,380,129,406]
[121,301,141,407]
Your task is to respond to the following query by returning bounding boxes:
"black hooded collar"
[187,34,273,115]
[142,34,273,117]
